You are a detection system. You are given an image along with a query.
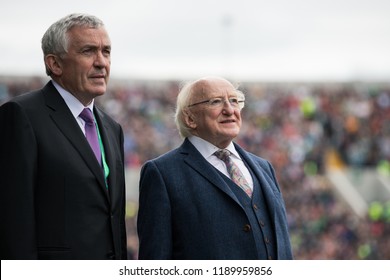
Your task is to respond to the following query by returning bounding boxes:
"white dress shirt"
[188,135,254,191]
[52,80,95,135]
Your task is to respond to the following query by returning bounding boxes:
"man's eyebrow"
[81,43,111,48]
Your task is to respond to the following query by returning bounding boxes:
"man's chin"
[222,129,240,139]
[90,85,107,96]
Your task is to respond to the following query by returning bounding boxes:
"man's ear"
[44,54,63,76]
[183,109,197,129]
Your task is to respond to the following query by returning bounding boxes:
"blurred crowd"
[1,76,389,259]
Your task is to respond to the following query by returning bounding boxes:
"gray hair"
[174,80,195,138]
[41,13,105,75]
[174,77,245,138]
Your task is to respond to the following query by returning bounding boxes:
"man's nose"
[222,100,235,114]
[94,51,109,67]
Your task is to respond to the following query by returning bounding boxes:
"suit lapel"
[180,139,242,206]
[235,144,278,219]
[235,145,291,258]
[43,82,108,195]
[94,108,118,204]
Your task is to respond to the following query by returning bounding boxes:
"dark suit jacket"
[0,81,127,259]
[137,138,293,259]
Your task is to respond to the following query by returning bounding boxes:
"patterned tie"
[214,149,253,197]
[79,108,102,165]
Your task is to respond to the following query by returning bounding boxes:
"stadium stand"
[1,76,389,259]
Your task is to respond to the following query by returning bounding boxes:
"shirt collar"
[188,135,241,160]
[52,80,95,118]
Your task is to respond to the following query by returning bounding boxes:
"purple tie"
[214,149,252,197]
[79,108,101,165]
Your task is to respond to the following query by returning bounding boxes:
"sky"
[1,0,390,82]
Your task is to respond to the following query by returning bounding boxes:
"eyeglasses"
[188,97,245,110]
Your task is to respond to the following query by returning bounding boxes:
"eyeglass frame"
[187,96,245,110]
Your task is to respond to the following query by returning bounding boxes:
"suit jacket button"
[243,224,251,232]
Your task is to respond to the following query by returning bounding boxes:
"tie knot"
[214,149,231,161]
[79,108,94,125]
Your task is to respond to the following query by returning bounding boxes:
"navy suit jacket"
[0,81,127,259]
[137,138,293,259]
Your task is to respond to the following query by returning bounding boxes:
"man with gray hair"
[137,76,293,259]
[0,13,127,259]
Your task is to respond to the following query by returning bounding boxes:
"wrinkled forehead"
[191,78,237,99]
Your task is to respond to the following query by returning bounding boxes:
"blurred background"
[1,0,389,259]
